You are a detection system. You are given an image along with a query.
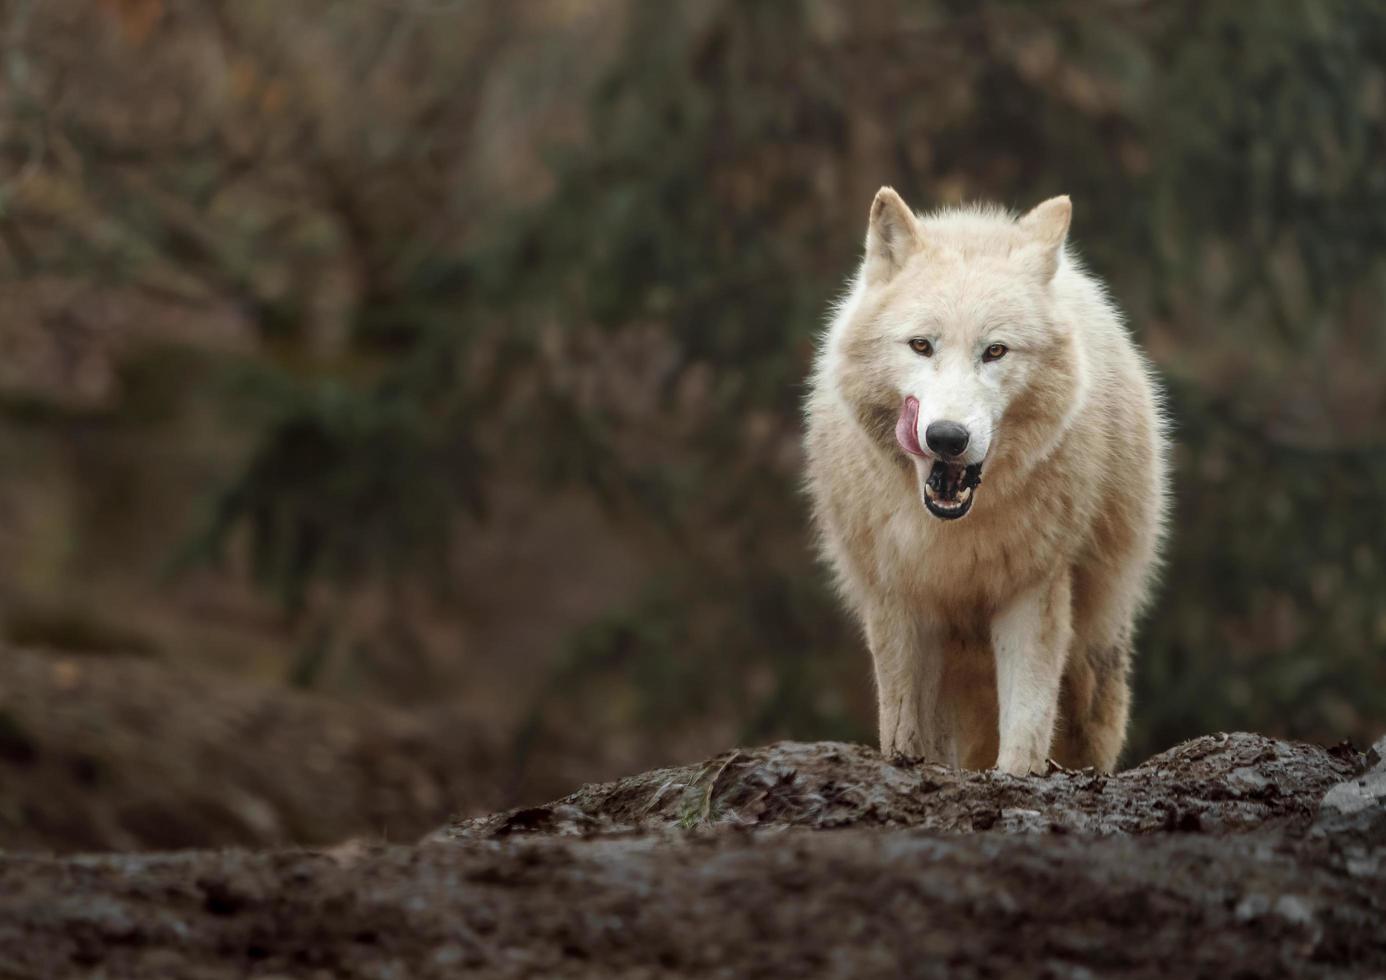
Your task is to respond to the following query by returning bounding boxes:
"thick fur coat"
[804,188,1169,774]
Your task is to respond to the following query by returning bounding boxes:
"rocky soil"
[0,648,502,853]
[0,730,1382,978]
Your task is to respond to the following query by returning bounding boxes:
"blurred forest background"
[2,0,1385,852]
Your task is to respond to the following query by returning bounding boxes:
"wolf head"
[829,188,1085,520]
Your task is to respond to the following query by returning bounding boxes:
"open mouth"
[922,460,983,520]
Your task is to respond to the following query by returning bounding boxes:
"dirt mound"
[439,731,1356,840]
[0,647,501,853]
[0,731,1381,978]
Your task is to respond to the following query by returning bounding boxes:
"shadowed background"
[1,0,1384,852]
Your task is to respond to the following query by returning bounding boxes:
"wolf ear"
[1017,195,1072,281]
[864,187,922,284]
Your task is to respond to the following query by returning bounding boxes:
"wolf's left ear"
[864,186,922,284]
[1017,195,1072,281]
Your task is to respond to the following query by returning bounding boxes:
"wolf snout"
[924,420,970,459]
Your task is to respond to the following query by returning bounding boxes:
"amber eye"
[983,343,1008,362]
[908,338,933,356]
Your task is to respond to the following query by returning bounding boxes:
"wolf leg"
[1053,640,1131,772]
[991,573,1073,775]
[866,605,946,762]
[940,639,998,770]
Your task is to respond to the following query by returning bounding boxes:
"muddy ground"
[0,730,1382,978]
[0,648,504,853]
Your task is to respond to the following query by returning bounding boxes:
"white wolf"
[804,188,1169,774]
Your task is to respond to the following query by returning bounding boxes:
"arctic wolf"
[805,188,1168,774]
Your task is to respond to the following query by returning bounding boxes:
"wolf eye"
[908,338,933,357]
[983,343,1008,362]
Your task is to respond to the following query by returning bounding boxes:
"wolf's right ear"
[864,187,922,284]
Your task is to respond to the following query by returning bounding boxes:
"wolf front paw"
[881,739,928,765]
[994,748,1048,776]
[880,728,930,765]
[878,697,932,764]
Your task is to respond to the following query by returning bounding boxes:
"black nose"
[924,420,970,459]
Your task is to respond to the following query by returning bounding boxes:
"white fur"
[805,189,1170,773]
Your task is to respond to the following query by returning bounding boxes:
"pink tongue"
[895,395,924,456]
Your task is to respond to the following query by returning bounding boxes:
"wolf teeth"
[925,484,972,508]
